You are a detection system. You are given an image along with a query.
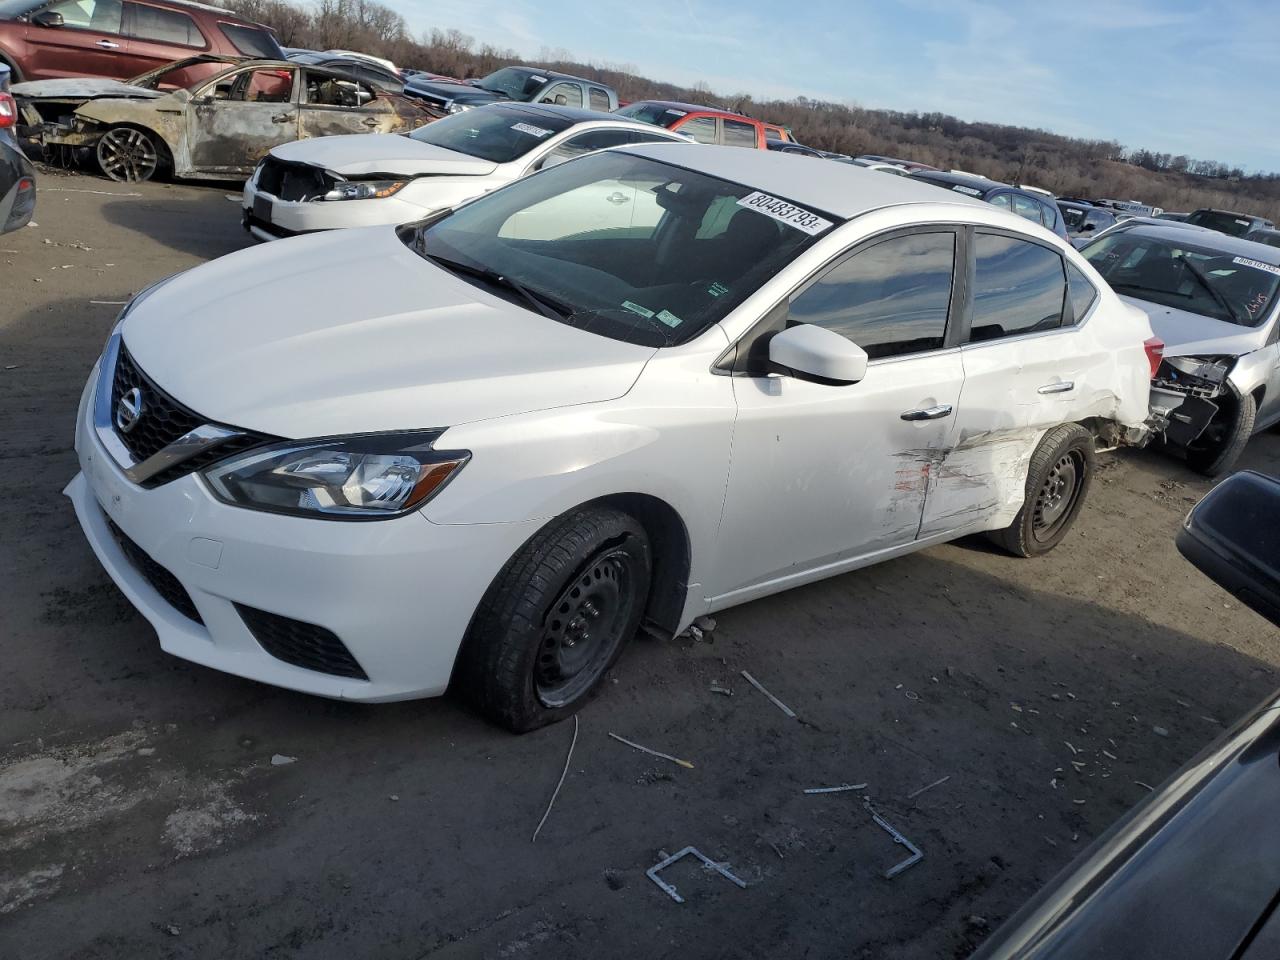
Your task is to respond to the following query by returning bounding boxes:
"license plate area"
[253,195,273,223]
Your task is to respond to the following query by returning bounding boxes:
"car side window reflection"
[678,117,718,144]
[788,232,956,359]
[968,233,1067,342]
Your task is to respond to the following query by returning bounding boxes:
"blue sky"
[398,0,1280,173]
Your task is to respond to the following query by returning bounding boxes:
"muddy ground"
[1,173,1279,960]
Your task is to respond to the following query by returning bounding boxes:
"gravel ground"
[2,173,1279,960]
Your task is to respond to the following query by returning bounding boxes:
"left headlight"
[446,101,472,114]
[322,180,409,201]
[203,432,469,520]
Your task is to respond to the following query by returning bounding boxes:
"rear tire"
[0,56,21,83]
[989,423,1095,558]
[458,506,652,733]
[1185,389,1255,477]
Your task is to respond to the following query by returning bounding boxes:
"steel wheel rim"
[1032,451,1084,542]
[535,549,633,708]
[98,129,157,182]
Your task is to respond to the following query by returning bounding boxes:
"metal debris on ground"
[608,732,694,769]
[740,670,797,718]
[803,783,868,795]
[865,801,923,878]
[89,299,128,305]
[1065,741,1079,755]
[709,683,733,696]
[1135,781,1155,791]
[269,754,296,766]
[532,714,579,843]
[694,616,717,631]
[906,775,950,800]
[646,846,747,903]
[1153,725,1169,737]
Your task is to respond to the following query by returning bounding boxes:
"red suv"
[0,0,282,82]
[615,100,791,149]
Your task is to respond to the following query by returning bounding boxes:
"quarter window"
[764,126,785,142]
[722,119,758,148]
[1038,202,1058,231]
[44,0,122,32]
[968,233,1067,342]
[788,232,956,359]
[128,3,203,45]
[988,193,1012,210]
[1066,262,1097,323]
[1012,194,1044,225]
[588,87,611,111]
[540,82,583,107]
[219,22,284,58]
[538,128,634,168]
[677,116,718,144]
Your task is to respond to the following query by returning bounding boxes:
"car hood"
[405,78,502,106]
[1119,296,1266,357]
[11,78,162,100]
[268,134,496,177]
[120,228,655,438]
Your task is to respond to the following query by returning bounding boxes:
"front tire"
[1185,389,1255,477]
[96,126,161,182]
[990,423,1095,558]
[458,506,652,733]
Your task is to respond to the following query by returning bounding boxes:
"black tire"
[458,506,652,733]
[0,55,21,83]
[1185,388,1255,477]
[96,126,162,182]
[989,423,1095,558]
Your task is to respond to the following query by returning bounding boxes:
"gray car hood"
[268,134,497,177]
[12,78,163,100]
[1119,296,1267,357]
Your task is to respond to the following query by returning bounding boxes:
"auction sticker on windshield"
[1233,256,1280,277]
[512,122,553,138]
[736,192,833,235]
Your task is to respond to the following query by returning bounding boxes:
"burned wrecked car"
[1082,222,1280,476]
[14,56,431,181]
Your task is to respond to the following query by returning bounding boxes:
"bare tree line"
[225,0,1280,220]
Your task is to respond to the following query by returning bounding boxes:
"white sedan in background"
[241,103,688,241]
[74,146,1156,732]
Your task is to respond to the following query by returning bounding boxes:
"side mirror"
[31,10,64,26]
[767,324,868,385]
[1177,471,1280,627]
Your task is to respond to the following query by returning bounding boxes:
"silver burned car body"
[1080,221,1280,475]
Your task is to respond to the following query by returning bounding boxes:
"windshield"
[476,67,544,100]
[401,150,834,347]
[1186,211,1258,237]
[1084,232,1279,327]
[614,103,691,128]
[408,106,574,163]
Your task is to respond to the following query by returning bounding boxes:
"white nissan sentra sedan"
[241,103,689,241]
[68,145,1156,732]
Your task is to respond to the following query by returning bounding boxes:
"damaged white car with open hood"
[241,102,687,241]
[69,145,1157,732]
[1081,221,1280,476]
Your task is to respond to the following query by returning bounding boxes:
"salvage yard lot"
[2,173,1280,959]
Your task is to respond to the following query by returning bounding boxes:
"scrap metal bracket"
[646,846,748,903]
[865,801,924,878]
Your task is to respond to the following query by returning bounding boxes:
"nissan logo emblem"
[115,387,144,434]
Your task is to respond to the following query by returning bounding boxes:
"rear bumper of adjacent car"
[67,360,541,702]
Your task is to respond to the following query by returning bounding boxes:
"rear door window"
[1066,262,1098,323]
[1012,194,1044,225]
[588,87,611,111]
[722,118,758,148]
[988,193,1012,210]
[127,3,204,46]
[788,231,957,359]
[764,126,785,142]
[968,233,1067,342]
[1038,201,1058,230]
[677,116,718,144]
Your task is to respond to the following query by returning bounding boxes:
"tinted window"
[988,193,1012,209]
[539,128,634,168]
[764,126,785,141]
[219,22,284,58]
[969,233,1066,342]
[408,106,574,163]
[1066,262,1097,322]
[1012,194,1043,224]
[128,3,202,44]
[723,118,757,148]
[540,82,582,108]
[588,87,610,111]
[46,0,121,32]
[1185,211,1257,237]
[1038,201,1058,230]
[788,232,956,359]
[678,116,718,144]
[614,102,689,127]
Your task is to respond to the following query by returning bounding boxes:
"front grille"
[105,516,203,625]
[256,157,336,202]
[235,604,369,680]
[111,343,202,464]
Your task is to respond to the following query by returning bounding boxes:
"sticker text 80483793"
[736,191,833,236]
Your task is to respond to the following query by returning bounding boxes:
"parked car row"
[0,59,36,233]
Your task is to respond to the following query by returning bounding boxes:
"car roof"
[505,66,599,85]
[1117,222,1280,266]
[621,143,990,219]
[912,170,1006,192]
[629,99,755,119]
[501,103,644,125]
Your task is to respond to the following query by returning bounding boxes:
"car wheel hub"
[1032,453,1082,540]
[535,553,629,707]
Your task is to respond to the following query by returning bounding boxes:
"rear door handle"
[271,113,293,123]
[900,404,953,421]
[1037,381,1075,395]
[95,39,120,49]
[361,117,380,127]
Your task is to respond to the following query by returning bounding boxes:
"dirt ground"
[2,172,1279,960]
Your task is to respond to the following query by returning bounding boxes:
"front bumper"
[241,179,432,241]
[67,361,540,701]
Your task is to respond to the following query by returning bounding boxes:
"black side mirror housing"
[32,9,65,27]
[1177,471,1280,627]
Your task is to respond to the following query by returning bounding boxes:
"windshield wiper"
[425,253,571,323]
[1176,254,1244,325]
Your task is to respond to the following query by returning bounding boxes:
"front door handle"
[901,404,953,421]
[271,113,293,124]
[361,117,380,127]
[606,191,630,204]
[1037,381,1075,395]
[95,39,120,49]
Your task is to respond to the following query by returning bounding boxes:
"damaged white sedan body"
[1081,222,1280,475]
[68,146,1154,731]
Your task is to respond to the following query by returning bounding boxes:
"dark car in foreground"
[0,60,35,232]
[973,469,1280,960]
[1245,227,1280,250]
[910,169,1069,240]
[403,65,617,119]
